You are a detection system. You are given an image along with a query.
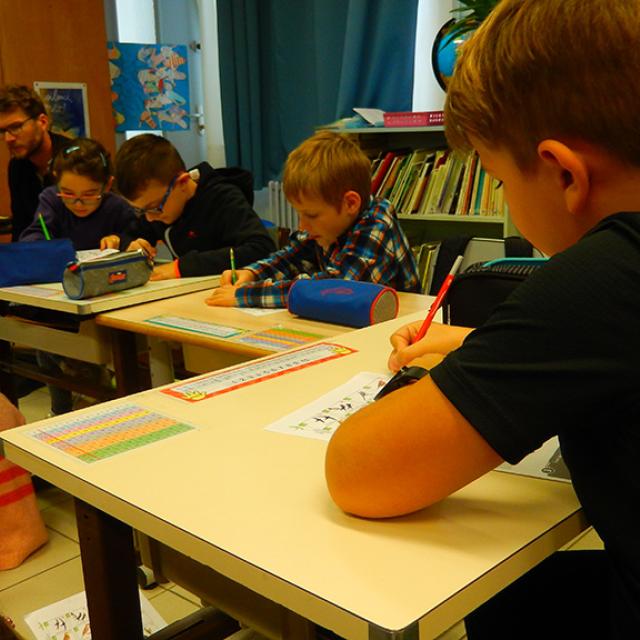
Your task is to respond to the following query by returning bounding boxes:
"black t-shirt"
[431,212,640,637]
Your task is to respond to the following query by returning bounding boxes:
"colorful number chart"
[164,342,356,402]
[144,314,244,338]
[233,326,324,351]
[29,404,197,463]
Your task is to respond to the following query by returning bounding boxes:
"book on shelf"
[413,150,440,216]
[405,153,435,214]
[422,150,451,215]
[378,153,410,200]
[371,151,395,194]
[369,147,506,219]
[438,154,466,214]
[392,149,428,212]
[376,156,400,199]
[411,241,440,294]
[469,161,483,216]
[456,152,478,216]
[387,153,413,204]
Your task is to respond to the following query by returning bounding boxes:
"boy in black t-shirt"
[115,134,275,280]
[325,1,640,637]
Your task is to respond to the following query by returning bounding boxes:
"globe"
[431,19,473,91]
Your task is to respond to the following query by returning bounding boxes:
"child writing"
[114,134,276,280]
[19,138,133,417]
[325,1,640,638]
[19,138,134,249]
[206,131,420,308]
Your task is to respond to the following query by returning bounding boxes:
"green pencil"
[230,247,237,284]
[38,213,51,240]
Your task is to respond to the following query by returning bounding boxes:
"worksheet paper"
[75,248,120,262]
[497,436,570,483]
[24,590,165,639]
[265,372,390,441]
[237,307,282,316]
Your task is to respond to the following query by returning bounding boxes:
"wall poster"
[33,81,90,138]
[107,42,190,131]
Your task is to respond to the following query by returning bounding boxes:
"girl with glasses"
[18,138,136,418]
[18,137,135,250]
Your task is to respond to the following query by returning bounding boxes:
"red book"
[371,151,396,195]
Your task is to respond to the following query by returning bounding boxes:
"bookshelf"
[333,126,517,240]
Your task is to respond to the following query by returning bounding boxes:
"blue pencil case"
[287,279,398,328]
[0,239,75,287]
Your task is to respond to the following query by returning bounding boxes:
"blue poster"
[34,82,89,138]
[108,42,190,132]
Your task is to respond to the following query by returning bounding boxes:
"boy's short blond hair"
[283,131,371,211]
[445,0,640,169]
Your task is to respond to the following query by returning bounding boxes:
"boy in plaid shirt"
[206,131,419,308]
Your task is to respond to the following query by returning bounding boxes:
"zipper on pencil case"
[73,255,147,271]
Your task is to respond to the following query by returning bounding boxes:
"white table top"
[96,291,431,356]
[0,275,220,316]
[1,313,585,639]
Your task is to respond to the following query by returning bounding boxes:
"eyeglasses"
[133,175,179,217]
[57,188,104,206]
[0,116,34,137]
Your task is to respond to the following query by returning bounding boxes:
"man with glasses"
[0,85,71,240]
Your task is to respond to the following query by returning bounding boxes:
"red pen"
[412,255,464,343]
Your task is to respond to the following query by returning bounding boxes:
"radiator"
[268,180,298,230]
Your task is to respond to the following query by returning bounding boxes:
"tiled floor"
[2,386,604,640]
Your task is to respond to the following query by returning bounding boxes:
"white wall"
[197,0,226,167]
[412,0,455,111]
[114,0,156,42]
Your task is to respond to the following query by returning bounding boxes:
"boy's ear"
[342,190,361,217]
[175,171,191,189]
[537,140,589,216]
[103,176,114,193]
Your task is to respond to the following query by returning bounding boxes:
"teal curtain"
[217,0,419,187]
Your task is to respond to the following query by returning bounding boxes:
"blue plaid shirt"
[235,198,420,308]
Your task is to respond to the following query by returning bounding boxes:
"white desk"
[0,276,219,401]
[1,314,587,640]
[0,275,220,316]
[96,291,431,386]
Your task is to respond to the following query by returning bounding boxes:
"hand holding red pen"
[412,255,464,343]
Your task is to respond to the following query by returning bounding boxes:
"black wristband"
[374,365,430,400]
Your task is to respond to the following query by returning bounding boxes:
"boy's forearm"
[245,240,308,282]
[234,280,291,308]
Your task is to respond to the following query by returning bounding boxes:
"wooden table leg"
[111,329,146,396]
[75,499,145,640]
[282,610,316,640]
[0,339,17,405]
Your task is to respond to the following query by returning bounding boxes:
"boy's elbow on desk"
[325,389,441,519]
[325,379,503,519]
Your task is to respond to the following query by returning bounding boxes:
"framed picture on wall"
[107,42,190,131]
[33,81,91,138]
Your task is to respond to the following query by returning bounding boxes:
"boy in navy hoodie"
[115,134,275,280]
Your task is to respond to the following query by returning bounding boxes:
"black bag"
[443,258,547,327]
